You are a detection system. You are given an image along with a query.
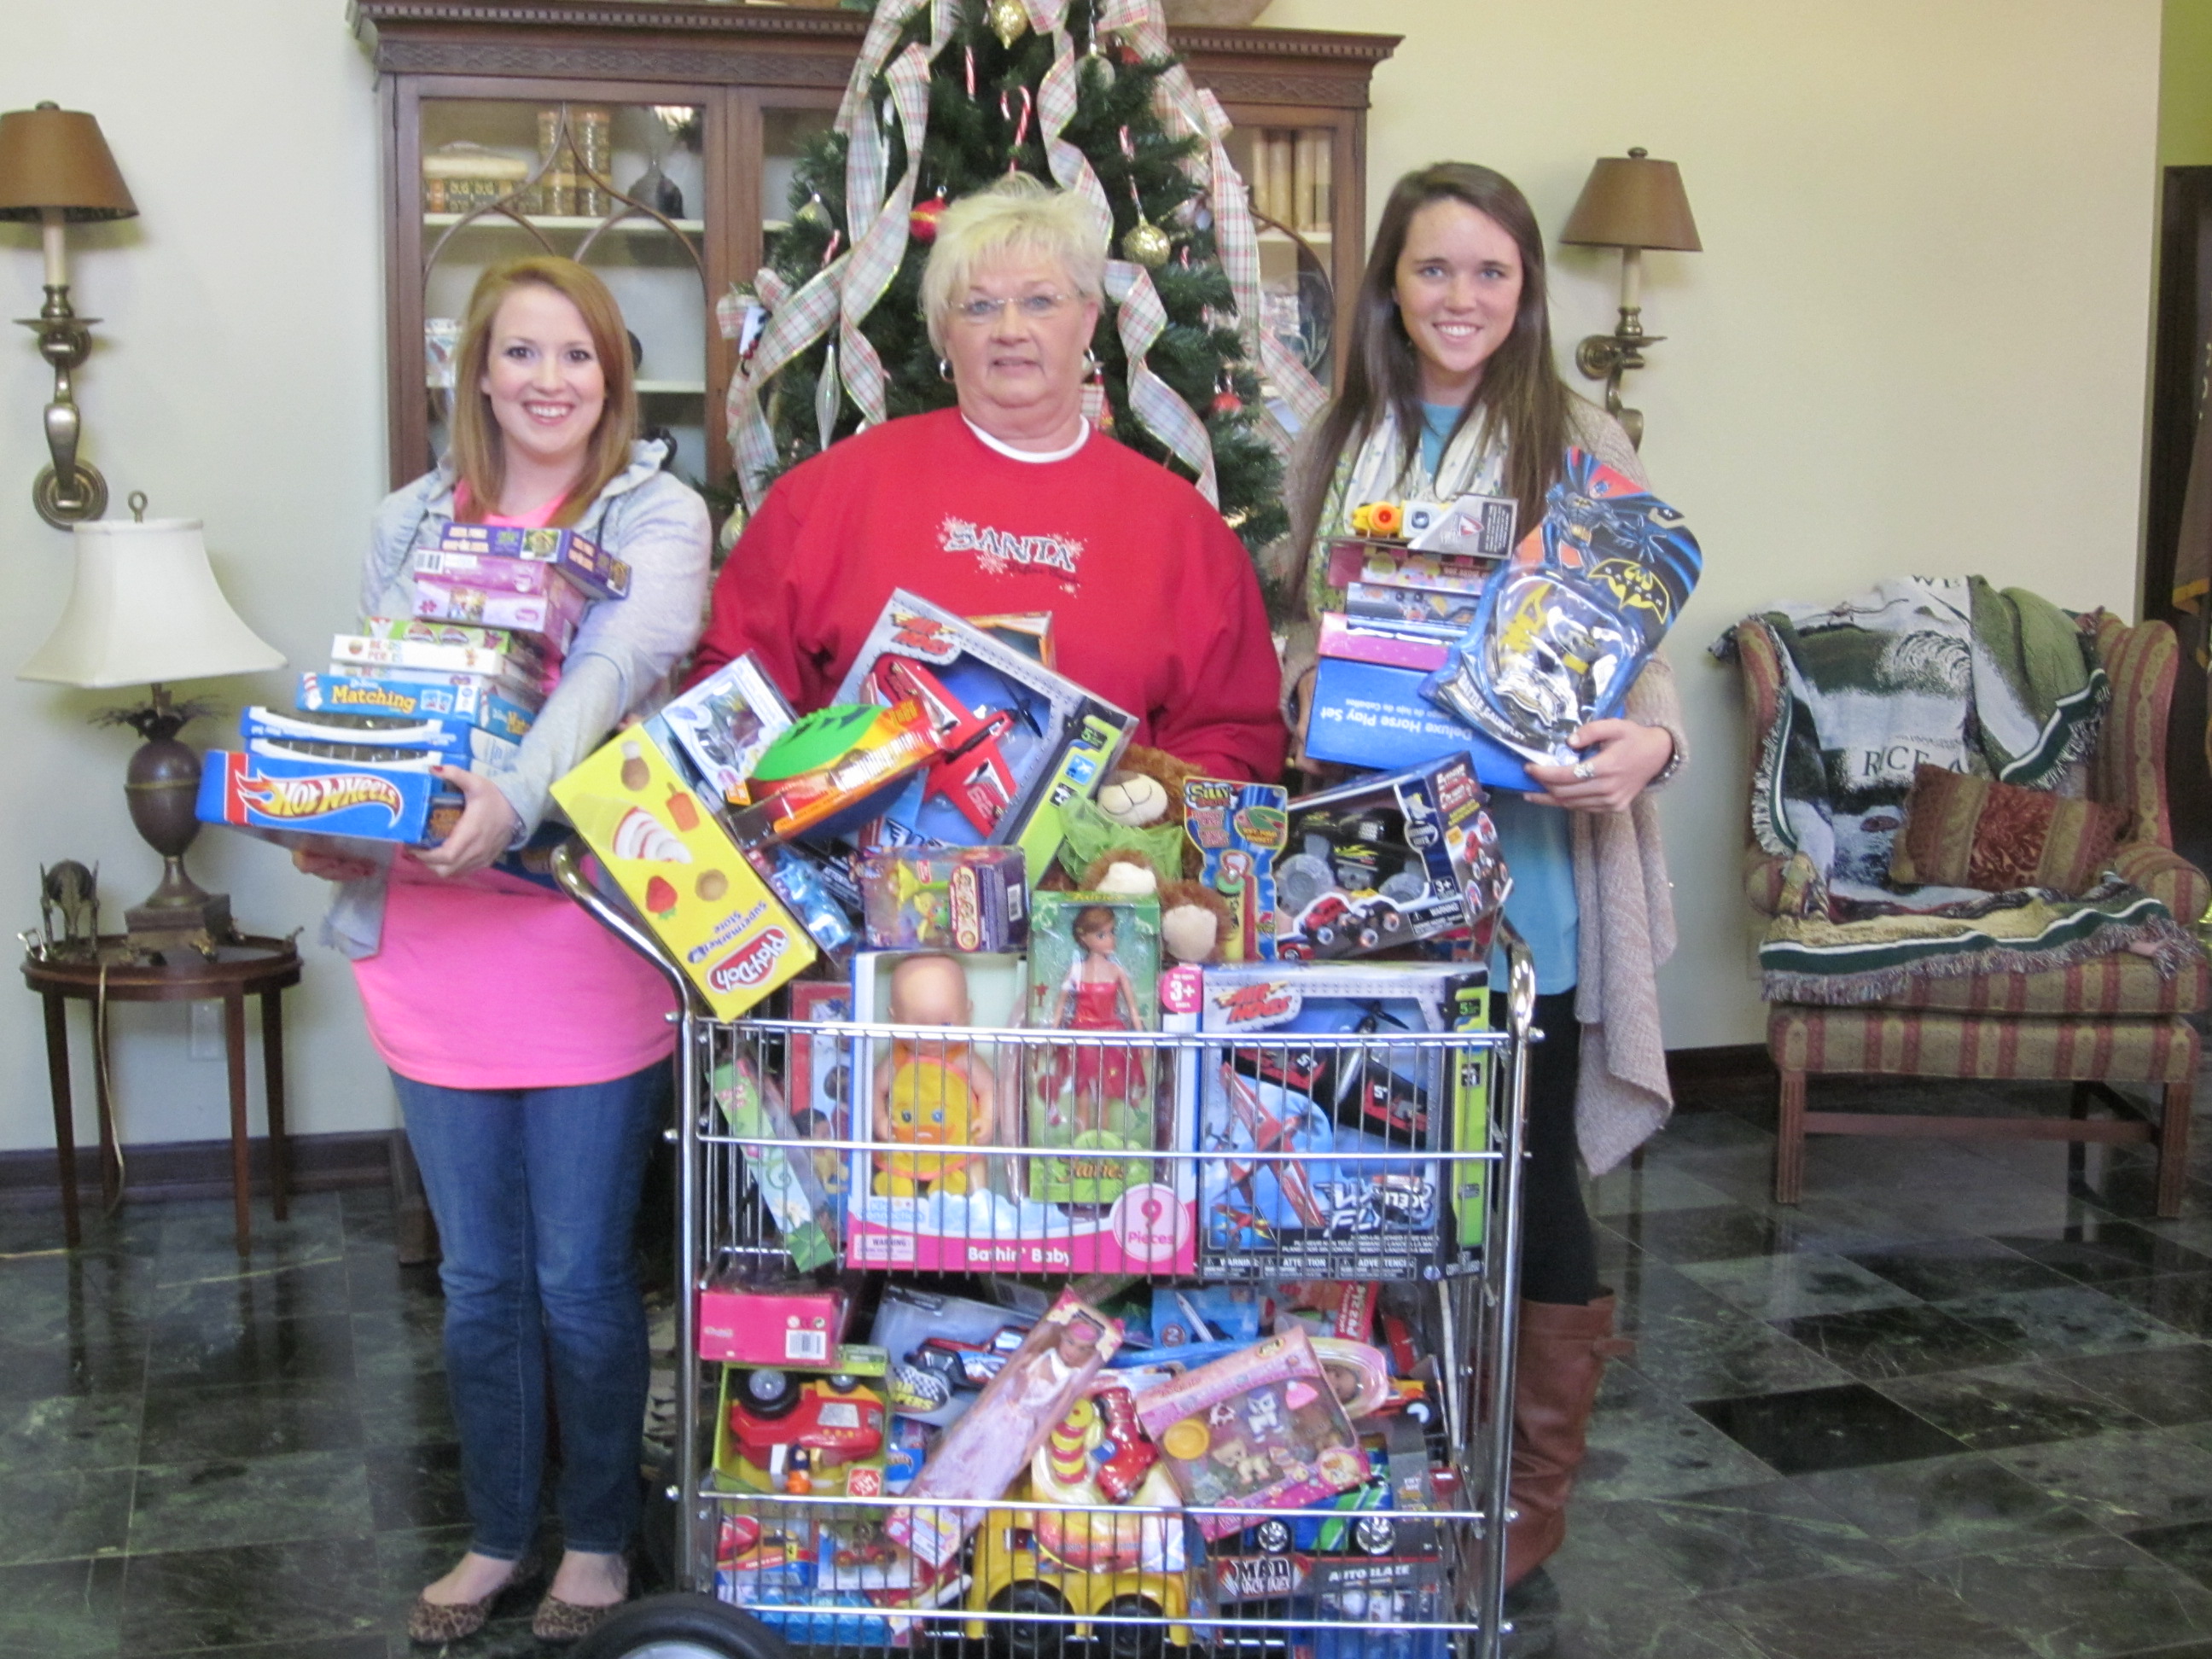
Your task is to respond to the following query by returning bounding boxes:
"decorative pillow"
[1890,763,2128,894]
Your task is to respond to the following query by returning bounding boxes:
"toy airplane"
[1215,1064,1330,1230]
[863,657,1025,836]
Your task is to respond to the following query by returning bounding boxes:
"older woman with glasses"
[692,173,1284,781]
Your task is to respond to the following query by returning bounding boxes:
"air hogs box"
[1195,963,1487,1278]
[834,590,1133,867]
[196,749,460,846]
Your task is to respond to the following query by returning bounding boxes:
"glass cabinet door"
[1220,120,1342,398]
[400,91,716,488]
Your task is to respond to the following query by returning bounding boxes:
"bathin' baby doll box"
[550,722,815,1020]
[845,949,1196,1275]
[1196,963,1491,1278]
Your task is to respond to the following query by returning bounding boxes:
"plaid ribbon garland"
[725,0,1302,512]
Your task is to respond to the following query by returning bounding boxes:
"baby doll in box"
[870,953,1000,1199]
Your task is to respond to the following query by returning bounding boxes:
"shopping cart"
[553,844,1540,1659]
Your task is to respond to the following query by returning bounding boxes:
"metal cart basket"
[555,847,1540,1659]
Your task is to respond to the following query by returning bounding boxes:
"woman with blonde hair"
[297,254,710,1644]
[691,173,1284,780]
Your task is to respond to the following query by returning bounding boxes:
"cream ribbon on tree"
[724,0,1289,510]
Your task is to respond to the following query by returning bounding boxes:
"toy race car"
[725,1367,887,1493]
[909,1324,1030,1391]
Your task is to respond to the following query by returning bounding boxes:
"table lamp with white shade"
[20,504,284,952]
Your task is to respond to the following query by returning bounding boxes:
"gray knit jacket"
[323,440,710,958]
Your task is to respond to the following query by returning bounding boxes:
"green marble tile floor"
[6,1063,2212,1657]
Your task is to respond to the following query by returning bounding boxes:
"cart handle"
[550,835,707,1016]
[1498,916,1537,1045]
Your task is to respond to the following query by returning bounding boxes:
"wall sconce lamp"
[1559,148,1701,449]
[0,102,138,528]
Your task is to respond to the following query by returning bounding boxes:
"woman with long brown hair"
[1277,163,1685,1649]
[297,255,709,1644]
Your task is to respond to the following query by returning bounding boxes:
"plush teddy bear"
[1091,745,1206,880]
[1078,851,1231,964]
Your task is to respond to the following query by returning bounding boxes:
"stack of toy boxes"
[1303,493,1530,785]
[199,523,621,848]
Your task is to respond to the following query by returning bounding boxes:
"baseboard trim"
[0,1130,394,1209]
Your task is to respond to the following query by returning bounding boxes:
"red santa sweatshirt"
[691,408,1288,782]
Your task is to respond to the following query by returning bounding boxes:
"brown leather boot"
[1504,1294,1632,1588]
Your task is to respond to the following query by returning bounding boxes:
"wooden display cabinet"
[352,2,1396,492]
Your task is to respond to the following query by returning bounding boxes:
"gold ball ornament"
[987,0,1030,48]
[1121,218,1172,267]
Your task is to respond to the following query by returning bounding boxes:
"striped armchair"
[1734,614,2210,1216]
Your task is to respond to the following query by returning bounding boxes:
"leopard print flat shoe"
[404,1551,538,1646]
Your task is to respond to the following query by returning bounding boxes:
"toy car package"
[1274,758,1510,962]
[197,747,462,848]
[869,1283,1041,1429]
[1196,964,1487,1278]
[658,654,796,808]
[834,591,1134,866]
[1422,447,1701,769]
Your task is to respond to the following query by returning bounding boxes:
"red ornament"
[1212,387,1242,416]
[909,194,946,243]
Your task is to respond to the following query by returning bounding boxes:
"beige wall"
[1267,0,2163,1051]
[1,0,390,1154]
[0,0,2168,1155]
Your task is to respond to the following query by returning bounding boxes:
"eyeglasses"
[949,291,1074,325]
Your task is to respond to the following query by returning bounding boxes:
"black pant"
[1516,990,1598,1307]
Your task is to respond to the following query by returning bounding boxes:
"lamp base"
[119,700,239,954]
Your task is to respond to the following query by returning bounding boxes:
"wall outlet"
[189,1001,224,1061]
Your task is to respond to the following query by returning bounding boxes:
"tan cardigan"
[1274,402,1682,1176]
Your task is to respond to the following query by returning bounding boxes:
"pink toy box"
[842,951,1197,1276]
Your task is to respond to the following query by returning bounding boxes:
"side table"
[23,934,303,1252]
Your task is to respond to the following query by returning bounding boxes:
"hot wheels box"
[844,950,1196,1276]
[294,672,536,739]
[1274,758,1508,962]
[433,521,631,600]
[197,749,459,846]
[1196,964,1486,1278]
[660,655,796,807]
[551,723,816,1019]
[835,590,1133,861]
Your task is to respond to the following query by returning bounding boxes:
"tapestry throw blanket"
[1717,575,2197,1004]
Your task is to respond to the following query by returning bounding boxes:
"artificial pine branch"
[731,0,1287,558]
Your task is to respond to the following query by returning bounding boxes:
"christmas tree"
[722,0,1315,560]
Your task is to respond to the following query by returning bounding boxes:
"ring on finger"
[1571,759,1598,782]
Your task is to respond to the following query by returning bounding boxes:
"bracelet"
[1651,734,1686,789]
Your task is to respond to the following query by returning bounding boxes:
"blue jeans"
[395,1062,669,1558]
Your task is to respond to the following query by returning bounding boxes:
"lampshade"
[0,102,137,222]
[20,519,283,689]
[1559,149,1701,253]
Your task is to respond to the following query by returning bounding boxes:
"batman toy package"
[1422,447,1701,767]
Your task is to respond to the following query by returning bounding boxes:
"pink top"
[350,486,678,1089]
